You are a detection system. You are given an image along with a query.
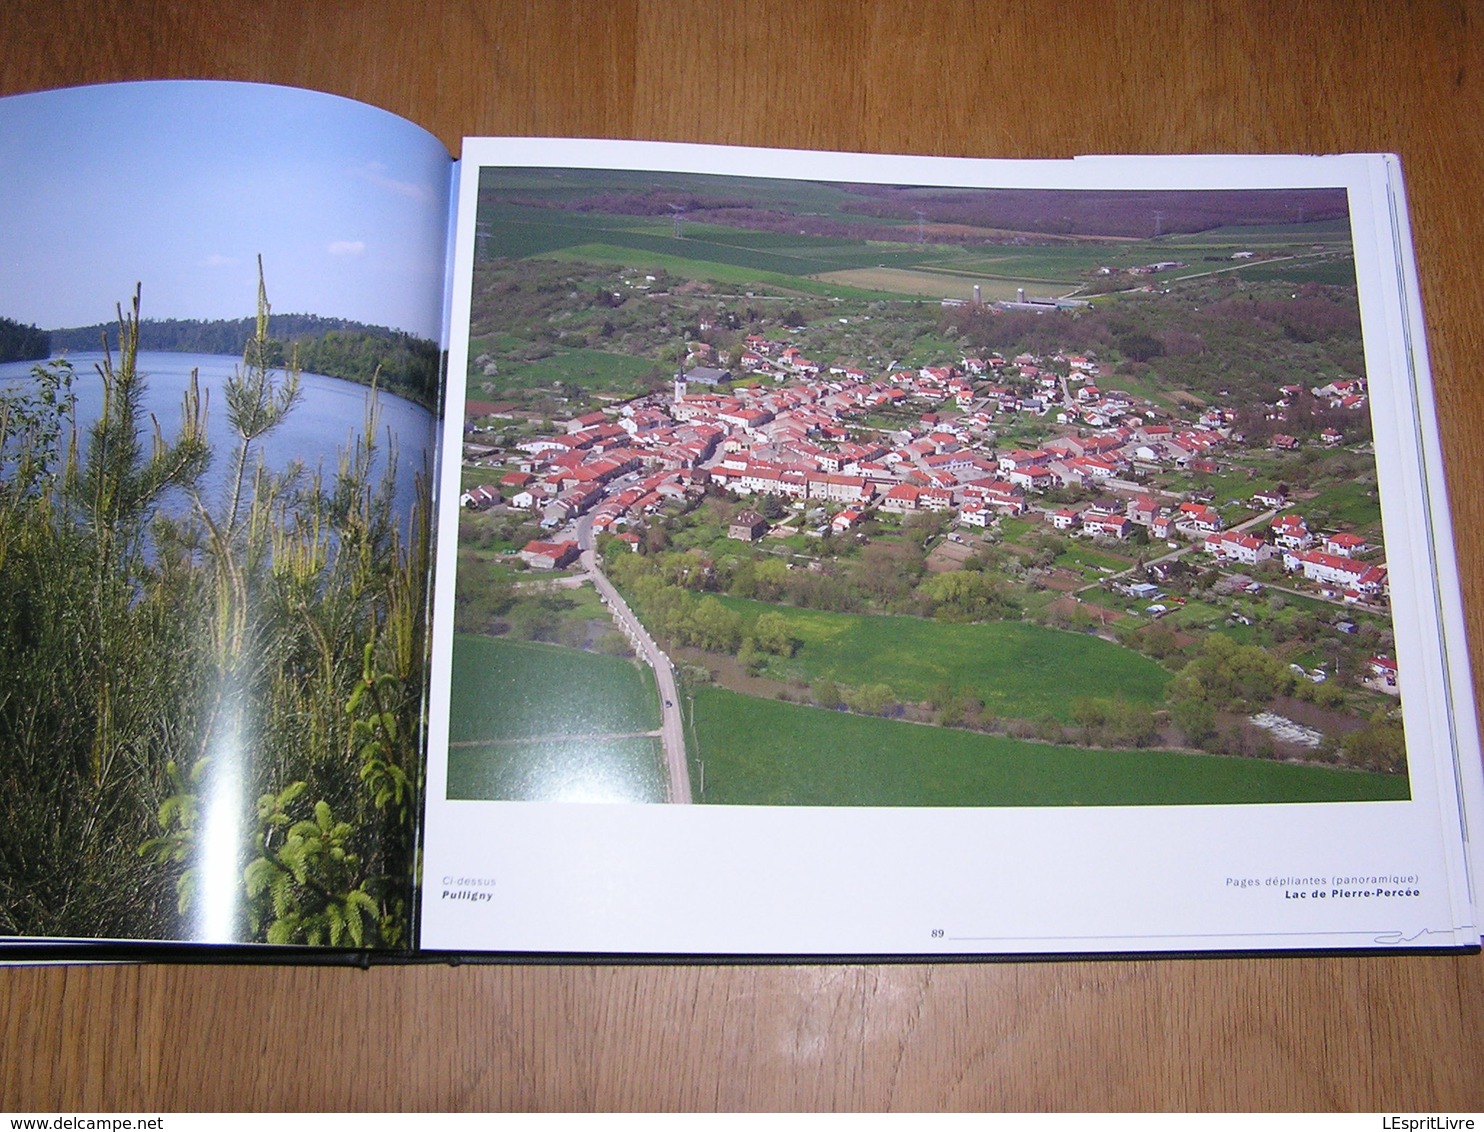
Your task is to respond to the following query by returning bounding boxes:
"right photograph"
[445,167,1406,808]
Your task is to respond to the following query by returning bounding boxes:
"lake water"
[0,351,437,523]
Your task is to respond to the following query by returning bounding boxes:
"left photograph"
[0,82,451,946]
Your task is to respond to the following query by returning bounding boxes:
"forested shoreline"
[0,315,49,363]
[45,314,441,411]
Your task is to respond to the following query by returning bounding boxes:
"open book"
[1,80,1479,960]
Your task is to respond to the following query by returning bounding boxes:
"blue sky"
[0,81,452,340]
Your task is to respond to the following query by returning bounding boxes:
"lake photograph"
[0,79,451,948]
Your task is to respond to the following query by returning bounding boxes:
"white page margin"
[419,143,1480,956]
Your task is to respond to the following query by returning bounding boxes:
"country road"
[575,515,693,804]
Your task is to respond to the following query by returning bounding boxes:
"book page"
[421,140,1480,956]
[0,80,452,950]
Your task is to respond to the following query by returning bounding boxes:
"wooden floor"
[3,0,1483,1111]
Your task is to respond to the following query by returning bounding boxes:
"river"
[0,350,437,523]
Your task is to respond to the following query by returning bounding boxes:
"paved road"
[575,515,693,804]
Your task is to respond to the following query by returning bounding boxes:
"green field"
[1053,546,1136,577]
[942,245,1129,277]
[467,331,530,356]
[456,548,524,577]
[478,202,1129,297]
[554,230,851,277]
[1185,466,1279,503]
[480,200,925,278]
[1168,219,1353,247]
[1221,258,1360,286]
[481,196,1351,289]
[450,634,660,740]
[995,517,1041,543]
[479,345,658,391]
[1096,368,1171,407]
[687,687,1408,807]
[473,172,1358,311]
[1302,478,1383,528]
[712,597,1171,720]
[448,635,665,801]
[1160,599,1231,632]
[448,735,666,803]
[540,236,1119,301]
[546,244,903,301]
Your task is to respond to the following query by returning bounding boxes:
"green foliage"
[750,611,798,657]
[244,786,382,947]
[914,570,1020,623]
[506,595,567,642]
[1133,623,1183,660]
[137,758,210,915]
[1340,713,1407,774]
[1312,682,1346,710]
[0,274,428,945]
[1169,634,1294,713]
[607,552,745,656]
[594,630,633,657]
[728,557,789,602]
[1170,697,1218,749]
[283,330,440,411]
[1070,697,1160,749]
[350,642,414,816]
[690,597,743,654]
[452,558,517,634]
[853,540,924,607]
[735,637,765,676]
[843,682,897,717]
[935,690,983,730]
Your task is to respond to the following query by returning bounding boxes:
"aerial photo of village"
[444,167,1409,809]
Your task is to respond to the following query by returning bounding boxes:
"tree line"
[942,278,1366,410]
[0,315,49,363]
[49,315,440,411]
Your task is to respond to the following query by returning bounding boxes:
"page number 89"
[930,928,944,938]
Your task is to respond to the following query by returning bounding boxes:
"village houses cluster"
[461,335,1382,608]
